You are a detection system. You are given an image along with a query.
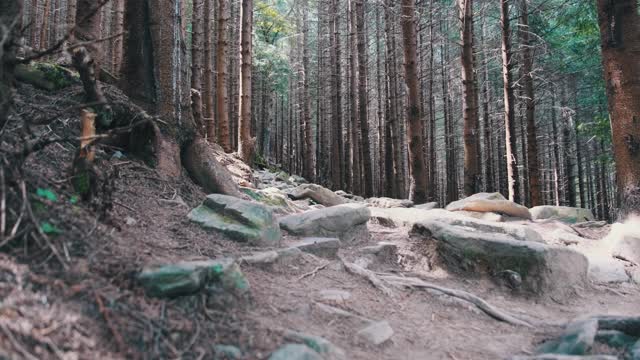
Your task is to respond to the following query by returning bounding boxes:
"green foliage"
[40,222,62,235]
[36,188,58,202]
[254,0,293,94]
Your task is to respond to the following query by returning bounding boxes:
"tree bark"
[0,0,21,128]
[191,0,204,134]
[401,0,429,203]
[500,0,520,203]
[216,0,231,151]
[356,0,373,197]
[596,0,640,219]
[238,0,254,163]
[458,0,480,197]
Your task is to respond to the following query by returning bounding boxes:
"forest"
[1,0,640,359]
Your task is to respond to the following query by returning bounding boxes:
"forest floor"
[1,82,639,360]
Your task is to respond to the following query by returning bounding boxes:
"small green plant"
[36,188,58,202]
[40,222,62,235]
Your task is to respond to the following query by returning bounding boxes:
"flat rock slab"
[414,202,439,210]
[280,204,371,242]
[369,207,442,227]
[530,206,595,224]
[188,194,281,246]
[290,237,341,259]
[446,192,532,219]
[411,212,588,295]
[138,258,249,298]
[511,356,618,360]
[365,197,414,208]
[357,321,394,345]
[268,344,323,360]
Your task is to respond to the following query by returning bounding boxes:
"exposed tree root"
[379,274,533,328]
[182,138,243,197]
[340,257,393,296]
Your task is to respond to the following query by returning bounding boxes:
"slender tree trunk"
[301,0,314,181]
[458,0,480,197]
[500,0,520,203]
[356,0,373,197]
[191,0,204,133]
[401,0,428,203]
[331,0,343,189]
[40,0,50,50]
[238,0,254,163]
[480,15,494,193]
[550,94,561,206]
[597,0,640,219]
[203,0,214,141]
[428,0,437,201]
[348,0,361,194]
[216,0,231,151]
[112,0,125,74]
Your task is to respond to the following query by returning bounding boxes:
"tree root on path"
[339,257,393,296]
[378,274,533,328]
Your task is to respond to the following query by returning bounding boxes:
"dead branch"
[94,292,128,354]
[298,262,331,281]
[340,256,393,296]
[379,274,533,328]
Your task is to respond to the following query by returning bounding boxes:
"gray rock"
[446,192,532,219]
[530,206,595,224]
[369,207,441,227]
[240,187,299,214]
[537,319,598,355]
[411,212,588,295]
[289,184,347,207]
[631,339,640,360]
[214,344,242,359]
[457,210,504,222]
[138,258,249,298]
[188,194,281,246]
[573,221,608,229]
[280,204,370,242]
[511,356,618,360]
[356,321,394,345]
[594,330,637,349]
[288,175,308,185]
[318,289,352,303]
[239,251,281,265]
[414,202,439,210]
[269,344,323,360]
[366,197,414,208]
[284,331,346,360]
[290,238,341,259]
[594,316,640,337]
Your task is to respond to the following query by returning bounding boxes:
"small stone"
[125,216,137,226]
[356,321,394,345]
[214,344,242,359]
[284,331,346,359]
[268,344,323,360]
[318,289,351,303]
[289,238,341,259]
[239,251,280,265]
[537,319,598,355]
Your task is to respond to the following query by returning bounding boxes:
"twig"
[340,256,393,296]
[298,262,331,281]
[94,292,128,354]
[0,323,39,360]
[0,167,5,239]
[114,200,136,213]
[379,274,533,328]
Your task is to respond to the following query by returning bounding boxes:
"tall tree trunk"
[301,0,314,181]
[191,0,204,134]
[216,0,231,151]
[480,14,494,193]
[500,0,520,203]
[349,0,361,194]
[428,0,438,201]
[330,0,343,189]
[519,0,540,206]
[0,0,21,128]
[401,0,429,203]
[203,0,214,141]
[356,0,373,197]
[458,0,480,197]
[238,0,254,163]
[597,0,640,219]
[112,0,125,74]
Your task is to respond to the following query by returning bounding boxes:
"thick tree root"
[340,257,393,296]
[379,274,534,328]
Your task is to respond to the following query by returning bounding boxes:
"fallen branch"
[340,256,393,296]
[94,292,127,354]
[379,274,533,328]
[298,262,331,281]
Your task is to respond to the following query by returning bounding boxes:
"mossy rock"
[15,62,79,91]
[138,258,249,298]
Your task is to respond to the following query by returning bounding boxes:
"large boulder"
[240,187,301,214]
[138,258,249,298]
[188,194,281,246]
[446,192,532,220]
[411,212,588,295]
[365,197,414,208]
[279,204,370,242]
[288,184,347,207]
[369,207,440,227]
[530,206,595,224]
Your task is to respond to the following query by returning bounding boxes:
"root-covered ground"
[0,81,638,360]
